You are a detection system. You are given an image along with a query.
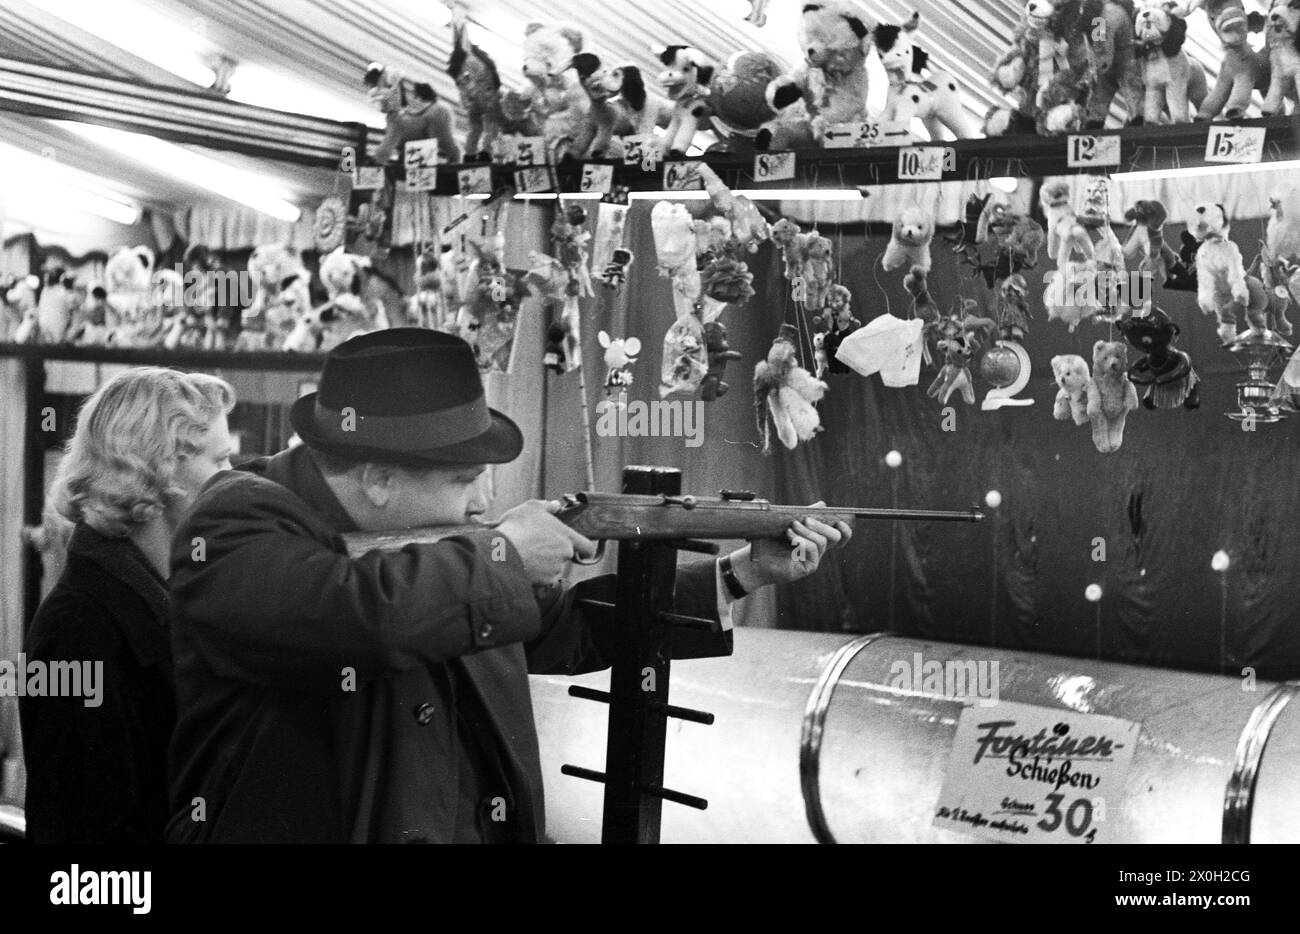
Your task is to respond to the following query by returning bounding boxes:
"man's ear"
[358,461,399,508]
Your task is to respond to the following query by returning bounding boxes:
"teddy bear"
[874,12,972,140]
[1087,339,1138,453]
[1261,0,1300,115]
[1051,353,1092,425]
[753,323,827,453]
[520,23,589,162]
[882,204,935,273]
[104,245,157,346]
[799,234,834,311]
[236,244,304,352]
[701,320,743,401]
[656,46,714,158]
[1134,3,1209,123]
[447,8,504,161]
[764,2,874,145]
[1116,305,1201,409]
[1198,4,1271,120]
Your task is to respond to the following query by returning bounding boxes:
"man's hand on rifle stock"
[496,499,597,587]
[729,501,852,594]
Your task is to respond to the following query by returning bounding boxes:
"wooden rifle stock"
[343,491,984,557]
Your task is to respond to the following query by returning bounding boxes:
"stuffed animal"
[746,0,772,26]
[1087,339,1138,453]
[150,268,186,348]
[769,218,809,282]
[104,245,157,347]
[1,273,36,342]
[753,323,827,453]
[765,2,874,144]
[600,248,635,291]
[521,23,589,161]
[1198,4,1271,120]
[499,88,544,137]
[875,12,972,140]
[1040,179,1082,259]
[701,320,743,400]
[1045,232,1102,332]
[882,204,935,273]
[570,53,634,158]
[66,284,111,346]
[820,284,862,372]
[370,80,460,164]
[1192,202,1257,342]
[924,304,997,405]
[447,7,504,161]
[543,321,568,374]
[316,249,378,349]
[272,271,314,352]
[1262,0,1300,115]
[1134,4,1209,123]
[1116,305,1201,409]
[1122,199,1180,287]
[902,266,940,324]
[1033,0,1142,128]
[598,64,673,138]
[998,273,1032,340]
[656,46,714,158]
[799,234,834,311]
[723,51,817,153]
[1051,353,1092,424]
[236,244,303,352]
[34,267,77,344]
[598,330,641,393]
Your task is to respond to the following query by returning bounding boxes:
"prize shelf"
[396,114,1300,195]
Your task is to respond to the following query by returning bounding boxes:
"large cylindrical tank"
[531,630,1300,843]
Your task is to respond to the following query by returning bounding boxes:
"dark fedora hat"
[290,328,523,465]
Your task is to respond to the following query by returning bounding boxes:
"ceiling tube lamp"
[38,0,215,88]
[1,141,142,224]
[1111,160,1300,183]
[56,121,302,222]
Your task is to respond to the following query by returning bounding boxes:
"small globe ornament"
[979,343,1022,389]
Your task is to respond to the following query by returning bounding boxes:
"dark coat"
[166,445,725,843]
[20,523,174,844]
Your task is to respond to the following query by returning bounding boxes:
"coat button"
[413,703,436,725]
[477,621,493,640]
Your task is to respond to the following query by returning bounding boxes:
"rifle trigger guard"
[572,539,606,566]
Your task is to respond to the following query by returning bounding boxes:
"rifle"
[343,490,984,563]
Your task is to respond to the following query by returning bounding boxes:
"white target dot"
[885,450,903,468]
[984,490,1002,508]
[1085,584,1102,602]
[1212,550,1230,572]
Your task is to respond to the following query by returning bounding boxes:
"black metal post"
[600,465,680,844]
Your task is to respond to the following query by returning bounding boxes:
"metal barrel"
[531,630,1300,843]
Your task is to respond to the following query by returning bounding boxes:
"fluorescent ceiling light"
[227,63,382,128]
[38,0,215,87]
[628,189,865,201]
[1111,160,1300,183]
[7,182,139,226]
[0,141,141,224]
[56,121,301,222]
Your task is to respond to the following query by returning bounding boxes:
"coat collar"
[250,444,360,534]
[68,522,171,664]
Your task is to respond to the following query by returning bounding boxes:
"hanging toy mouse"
[599,330,641,392]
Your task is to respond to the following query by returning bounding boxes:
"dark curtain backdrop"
[542,205,1300,678]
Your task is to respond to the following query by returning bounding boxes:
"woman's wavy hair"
[52,367,236,538]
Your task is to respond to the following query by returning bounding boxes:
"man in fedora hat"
[165,329,849,843]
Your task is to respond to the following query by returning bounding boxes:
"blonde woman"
[19,367,234,843]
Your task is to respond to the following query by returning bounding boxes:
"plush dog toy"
[1191,202,1262,343]
[521,23,589,161]
[902,266,940,324]
[1122,199,1179,286]
[875,12,972,140]
[602,64,673,137]
[765,2,874,144]
[1087,339,1138,453]
[1116,305,1201,409]
[1262,0,1300,114]
[1052,353,1092,425]
[1134,3,1209,123]
[447,7,503,161]
[34,267,78,344]
[882,204,935,273]
[1198,4,1271,120]
[656,46,714,158]
[570,53,634,158]
[770,218,809,282]
[754,323,828,453]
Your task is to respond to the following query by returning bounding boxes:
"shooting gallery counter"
[531,630,1300,844]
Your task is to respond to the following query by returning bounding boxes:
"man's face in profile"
[383,463,490,529]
